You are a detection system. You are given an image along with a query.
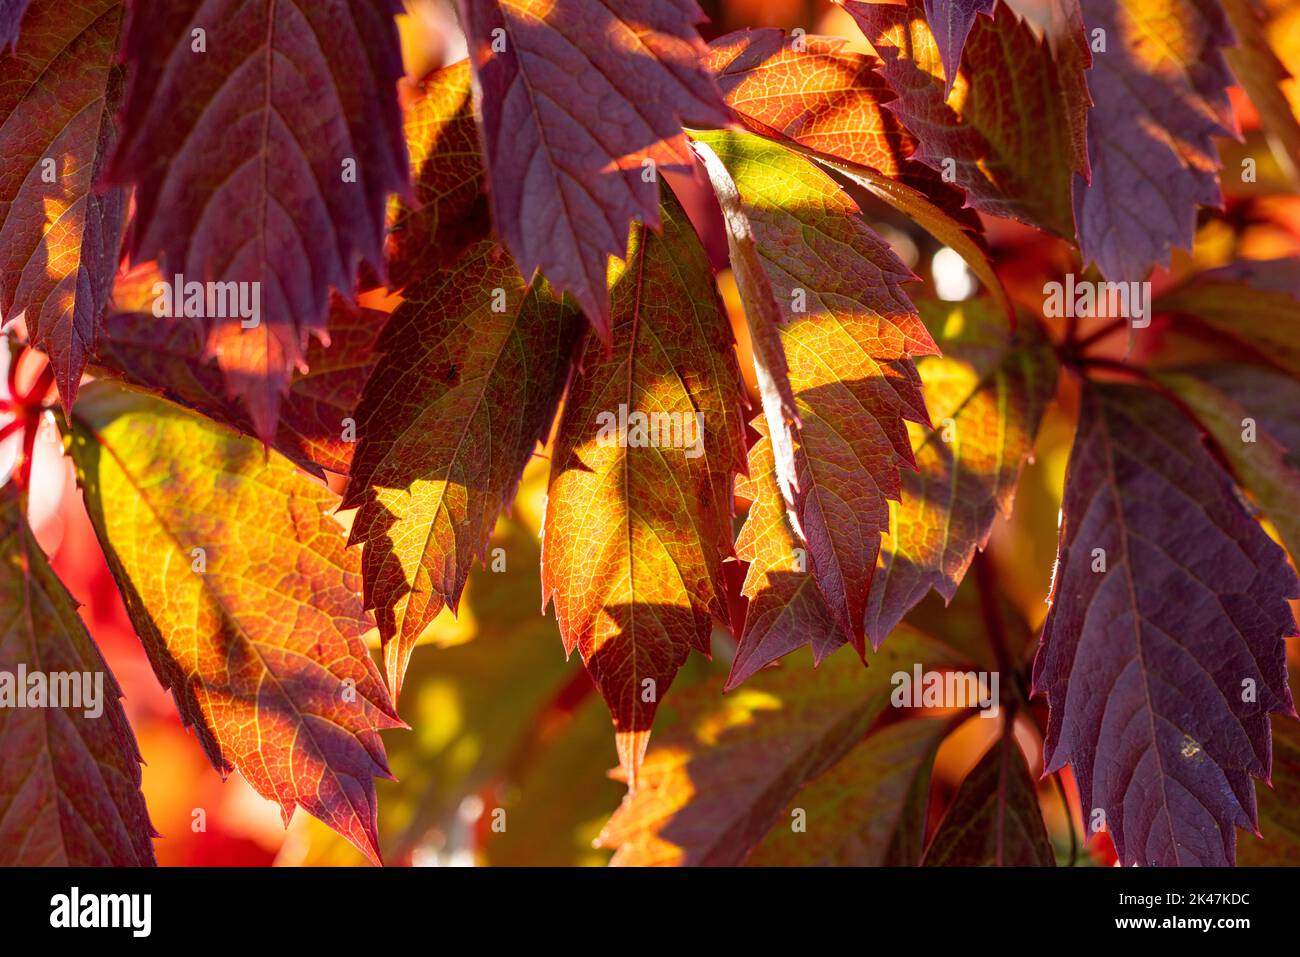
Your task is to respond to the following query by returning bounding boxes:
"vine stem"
[1073,316,1128,352]
[972,550,1021,701]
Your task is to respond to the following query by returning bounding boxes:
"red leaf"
[342,241,586,702]
[704,26,981,236]
[1034,381,1298,866]
[921,728,1055,866]
[71,383,404,864]
[107,0,409,440]
[541,188,747,784]
[0,485,157,865]
[696,130,935,656]
[384,60,491,293]
[96,293,382,478]
[844,0,1091,238]
[0,0,126,410]
[1072,0,1237,280]
[459,0,730,336]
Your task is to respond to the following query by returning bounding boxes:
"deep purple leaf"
[924,0,994,95]
[107,0,409,441]
[1072,0,1237,280]
[1034,381,1297,866]
[458,0,731,337]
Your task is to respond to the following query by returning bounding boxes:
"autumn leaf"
[694,129,936,649]
[866,298,1059,646]
[598,630,964,866]
[843,0,1090,238]
[690,136,800,511]
[342,240,586,703]
[286,464,596,865]
[747,715,948,866]
[1238,669,1300,865]
[0,484,156,866]
[459,0,730,336]
[384,59,490,293]
[95,293,383,478]
[704,26,979,232]
[728,425,847,690]
[1071,0,1237,280]
[541,188,748,785]
[0,0,126,410]
[923,0,995,95]
[1034,381,1298,866]
[1156,267,1300,379]
[921,728,1055,866]
[702,26,1007,313]
[1159,364,1300,563]
[1220,0,1300,185]
[106,0,409,441]
[70,383,403,865]
[705,27,908,166]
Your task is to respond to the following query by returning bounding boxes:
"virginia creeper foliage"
[1,0,1299,869]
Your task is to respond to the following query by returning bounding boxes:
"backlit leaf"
[0,0,126,409]
[690,136,800,510]
[385,59,490,293]
[0,484,156,866]
[107,0,409,440]
[541,188,747,785]
[459,0,730,336]
[866,298,1059,646]
[923,0,994,96]
[598,629,964,865]
[1033,381,1298,866]
[844,0,1090,238]
[95,294,383,478]
[1072,0,1237,280]
[1156,269,1300,379]
[695,129,936,649]
[70,383,403,864]
[1159,364,1300,564]
[703,26,979,232]
[748,715,948,866]
[921,729,1055,866]
[342,240,585,702]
